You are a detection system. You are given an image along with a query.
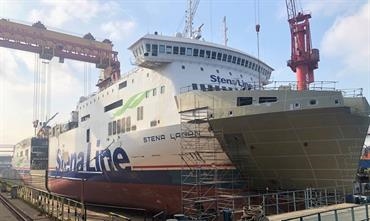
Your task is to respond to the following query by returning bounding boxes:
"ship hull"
[210,105,370,192]
[48,175,181,214]
[178,90,370,192]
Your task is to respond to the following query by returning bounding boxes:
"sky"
[0,0,369,144]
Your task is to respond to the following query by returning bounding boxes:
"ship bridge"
[129,33,274,85]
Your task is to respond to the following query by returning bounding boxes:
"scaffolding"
[179,94,239,220]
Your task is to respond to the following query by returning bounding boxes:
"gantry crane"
[285,0,320,90]
[0,19,121,132]
[0,19,120,90]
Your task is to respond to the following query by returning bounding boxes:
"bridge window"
[166,45,172,54]
[241,59,245,66]
[199,49,205,57]
[259,97,277,103]
[193,48,199,56]
[232,56,236,64]
[222,54,227,61]
[217,52,222,60]
[237,57,241,65]
[145,44,151,52]
[245,60,249,67]
[180,47,186,55]
[153,88,157,96]
[173,46,179,54]
[237,97,253,106]
[151,44,158,56]
[227,55,232,62]
[192,84,198,90]
[206,50,211,58]
[159,45,165,53]
[211,51,216,59]
[186,48,192,56]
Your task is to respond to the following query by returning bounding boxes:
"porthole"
[216,69,219,73]
[229,111,233,116]
[200,67,204,71]
[229,72,232,76]
[182,65,185,70]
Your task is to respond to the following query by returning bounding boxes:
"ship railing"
[341,88,364,97]
[216,185,349,218]
[281,203,370,221]
[180,81,365,98]
[180,81,338,93]
[264,80,338,91]
[16,185,88,221]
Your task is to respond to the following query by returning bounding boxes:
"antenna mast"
[223,16,228,46]
[184,0,200,38]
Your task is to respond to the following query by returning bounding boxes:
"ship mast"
[183,0,200,38]
[223,16,228,46]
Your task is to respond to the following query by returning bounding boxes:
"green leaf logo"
[113,89,152,117]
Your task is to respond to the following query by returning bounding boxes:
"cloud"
[0,48,84,144]
[101,20,136,41]
[28,0,118,27]
[302,0,363,17]
[321,2,370,74]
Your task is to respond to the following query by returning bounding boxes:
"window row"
[132,43,270,77]
[108,117,132,136]
[237,96,278,106]
[192,83,253,91]
[145,85,166,98]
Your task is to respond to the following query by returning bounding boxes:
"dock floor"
[0,191,51,221]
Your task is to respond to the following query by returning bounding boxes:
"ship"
[2,137,48,190]
[4,2,370,216]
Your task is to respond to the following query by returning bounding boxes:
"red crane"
[285,0,320,90]
[0,19,120,90]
